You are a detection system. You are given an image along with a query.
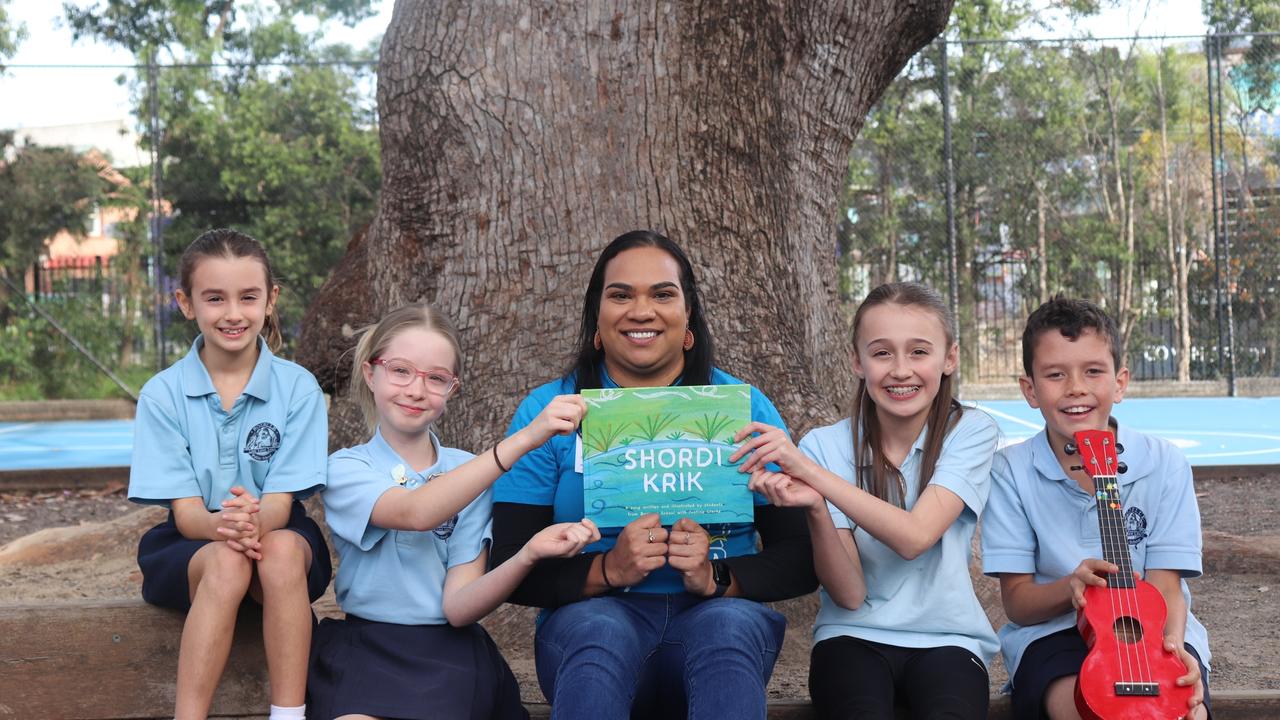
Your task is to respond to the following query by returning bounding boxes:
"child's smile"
[176,255,277,362]
[1020,328,1129,459]
[853,302,958,431]
[364,327,459,444]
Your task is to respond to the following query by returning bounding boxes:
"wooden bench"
[3,600,1277,719]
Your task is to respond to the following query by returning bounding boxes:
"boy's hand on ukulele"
[218,486,263,560]
[523,519,601,562]
[748,469,824,511]
[528,394,587,443]
[666,518,714,595]
[608,513,669,586]
[1068,558,1119,609]
[1166,639,1206,720]
[730,422,808,475]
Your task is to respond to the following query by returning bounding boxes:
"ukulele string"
[1102,436,1154,687]
[1089,436,1139,689]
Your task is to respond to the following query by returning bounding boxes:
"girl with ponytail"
[128,228,331,720]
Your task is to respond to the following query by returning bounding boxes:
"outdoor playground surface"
[1,396,1277,472]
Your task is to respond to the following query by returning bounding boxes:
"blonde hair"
[349,303,464,431]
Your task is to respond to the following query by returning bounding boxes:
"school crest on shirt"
[244,422,282,461]
[416,472,457,539]
[433,514,459,540]
[1124,506,1149,546]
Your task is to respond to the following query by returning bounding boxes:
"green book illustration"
[581,384,753,527]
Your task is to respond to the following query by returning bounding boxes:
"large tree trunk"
[296,0,954,699]
[299,0,954,451]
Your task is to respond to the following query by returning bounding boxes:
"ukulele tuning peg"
[1115,442,1125,454]
[1064,442,1077,456]
[1116,461,1128,474]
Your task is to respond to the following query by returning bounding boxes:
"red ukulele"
[1069,429,1193,720]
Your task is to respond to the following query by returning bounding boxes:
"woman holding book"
[490,229,817,720]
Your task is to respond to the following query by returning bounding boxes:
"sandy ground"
[1,473,1276,701]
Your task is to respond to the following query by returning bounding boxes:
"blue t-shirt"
[128,336,327,509]
[324,429,491,625]
[802,409,1001,664]
[493,367,787,595]
[981,425,1211,682]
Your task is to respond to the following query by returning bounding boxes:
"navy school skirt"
[307,614,527,720]
[137,500,332,611]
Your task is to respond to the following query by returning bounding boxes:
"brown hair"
[349,303,465,431]
[1021,295,1124,377]
[850,282,963,507]
[178,228,283,352]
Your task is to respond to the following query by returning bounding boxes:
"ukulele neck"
[1092,474,1136,589]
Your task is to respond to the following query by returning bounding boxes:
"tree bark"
[299,0,955,450]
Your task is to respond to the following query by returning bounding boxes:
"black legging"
[809,635,990,720]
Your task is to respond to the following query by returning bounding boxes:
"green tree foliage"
[0,135,109,275]
[842,0,1235,381]
[63,0,381,346]
[0,0,27,67]
[1203,0,1280,115]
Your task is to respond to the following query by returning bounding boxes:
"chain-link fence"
[0,58,379,398]
[840,33,1280,391]
[5,33,1280,398]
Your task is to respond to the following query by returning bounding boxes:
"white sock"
[268,704,305,720]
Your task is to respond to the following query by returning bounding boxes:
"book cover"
[581,384,753,527]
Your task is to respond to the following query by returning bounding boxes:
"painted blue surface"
[0,420,133,470]
[969,397,1280,466]
[1,397,1278,471]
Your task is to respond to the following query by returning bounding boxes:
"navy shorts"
[1011,627,1211,720]
[307,614,527,720]
[137,500,331,611]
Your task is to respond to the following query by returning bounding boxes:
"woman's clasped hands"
[602,513,717,595]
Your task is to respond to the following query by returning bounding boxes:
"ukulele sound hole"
[1112,616,1144,644]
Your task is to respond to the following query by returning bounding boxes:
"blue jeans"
[535,593,786,720]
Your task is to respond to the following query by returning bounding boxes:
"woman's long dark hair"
[568,230,714,391]
[850,282,963,508]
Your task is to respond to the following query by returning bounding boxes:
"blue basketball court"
[967,397,1280,466]
[0,420,133,471]
[0,397,1277,472]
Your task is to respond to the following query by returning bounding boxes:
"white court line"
[967,402,1043,431]
[0,444,132,454]
[1185,447,1280,459]
[0,423,36,436]
[1141,429,1280,441]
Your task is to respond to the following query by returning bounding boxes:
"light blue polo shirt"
[981,425,1210,683]
[324,429,490,625]
[493,367,787,595]
[803,409,1001,664]
[128,336,327,509]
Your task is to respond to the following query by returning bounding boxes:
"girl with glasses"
[129,228,331,720]
[308,302,600,720]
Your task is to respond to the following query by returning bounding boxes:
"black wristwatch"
[709,560,731,598]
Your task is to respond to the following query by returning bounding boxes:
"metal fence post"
[1205,33,1225,386]
[147,54,167,371]
[1214,35,1238,396]
[940,38,960,360]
